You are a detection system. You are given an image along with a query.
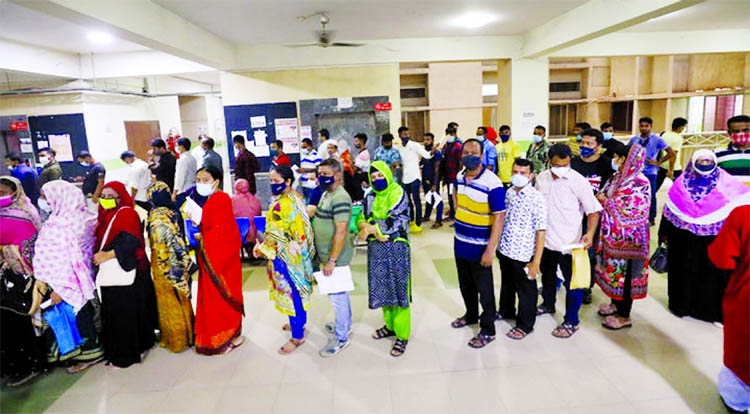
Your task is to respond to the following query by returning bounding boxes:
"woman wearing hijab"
[94,181,157,368]
[231,178,262,250]
[595,145,651,330]
[192,165,245,355]
[659,149,750,323]
[356,161,412,357]
[253,165,315,355]
[147,181,195,353]
[34,180,104,374]
[338,140,363,201]
[0,176,46,387]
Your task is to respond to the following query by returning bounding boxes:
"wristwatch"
[328,258,337,265]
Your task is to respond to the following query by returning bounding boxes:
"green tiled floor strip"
[1,368,82,413]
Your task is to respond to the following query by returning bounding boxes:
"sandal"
[66,356,104,374]
[602,316,632,330]
[551,323,580,339]
[450,317,472,328]
[278,338,305,355]
[536,306,555,316]
[372,326,396,340]
[598,303,618,317]
[221,336,245,355]
[468,333,496,348]
[506,327,532,340]
[390,339,408,357]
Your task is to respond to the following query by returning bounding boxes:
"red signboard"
[374,102,392,112]
[9,121,28,131]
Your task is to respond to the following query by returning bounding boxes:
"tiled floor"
[1,187,729,414]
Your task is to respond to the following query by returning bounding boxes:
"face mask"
[510,174,529,188]
[532,135,543,144]
[372,178,388,192]
[270,182,287,195]
[446,135,455,143]
[153,154,161,162]
[318,175,335,190]
[39,156,49,165]
[576,135,582,142]
[425,144,433,151]
[401,137,409,145]
[603,132,614,141]
[551,166,571,178]
[611,159,620,172]
[580,146,596,158]
[462,155,482,170]
[99,198,117,210]
[694,162,716,176]
[38,198,52,212]
[0,195,12,208]
[79,162,90,168]
[270,149,278,157]
[301,148,309,156]
[731,132,750,147]
[7,165,15,171]
[476,135,485,142]
[500,134,510,143]
[196,183,215,196]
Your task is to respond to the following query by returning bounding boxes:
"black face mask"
[425,144,433,151]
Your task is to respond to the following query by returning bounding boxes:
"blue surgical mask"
[318,175,335,190]
[401,137,409,145]
[611,159,620,172]
[372,178,388,192]
[580,146,596,158]
[270,182,287,195]
[270,149,278,157]
[575,135,582,142]
[462,155,482,170]
[532,135,543,144]
[476,135,485,142]
[603,132,614,141]
[79,162,90,168]
[694,162,716,176]
[500,134,510,143]
[446,135,455,143]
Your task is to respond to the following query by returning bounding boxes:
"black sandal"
[451,317,472,328]
[372,326,396,340]
[506,327,531,340]
[468,333,496,348]
[390,339,408,357]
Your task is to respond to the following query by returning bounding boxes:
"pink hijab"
[232,178,261,243]
[33,180,98,313]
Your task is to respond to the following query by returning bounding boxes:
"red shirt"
[273,153,291,167]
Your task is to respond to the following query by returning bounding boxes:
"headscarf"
[599,145,651,259]
[147,181,175,210]
[368,161,404,220]
[0,176,41,247]
[33,180,97,313]
[232,179,262,243]
[95,181,143,251]
[665,149,750,236]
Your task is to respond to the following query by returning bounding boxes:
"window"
[687,95,743,132]
[549,82,580,93]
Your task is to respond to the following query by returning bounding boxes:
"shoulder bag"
[96,208,136,300]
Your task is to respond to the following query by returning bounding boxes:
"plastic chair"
[253,216,266,235]
[236,218,251,244]
[185,219,200,248]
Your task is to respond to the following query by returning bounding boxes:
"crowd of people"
[2,115,749,412]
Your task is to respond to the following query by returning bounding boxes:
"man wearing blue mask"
[526,125,550,174]
[571,129,613,305]
[475,126,498,172]
[568,122,591,157]
[495,125,522,189]
[628,117,675,226]
[600,122,625,159]
[76,150,106,210]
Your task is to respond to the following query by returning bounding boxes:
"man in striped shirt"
[298,138,322,203]
[716,115,750,186]
[450,139,506,349]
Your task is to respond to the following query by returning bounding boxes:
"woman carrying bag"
[94,181,157,368]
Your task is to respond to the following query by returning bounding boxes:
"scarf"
[95,181,143,250]
[33,180,97,313]
[599,145,650,259]
[0,176,40,273]
[368,161,404,220]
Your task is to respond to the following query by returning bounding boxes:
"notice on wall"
[337,97,353,109]
[250,115,267,129]
[300,125,312,140]
[253,129,268,146]
[38,141,49,149]
[48,133,74,162]
[249,144,270,157]
[275,118,300,154]
[520,110,537,135]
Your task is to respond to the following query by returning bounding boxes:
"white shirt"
[174,151,197,194]
[127,158,151,202]
[396,140,432,184]
[499,185,547,262]
[535,169,602,253]
[299,150,322,189]
[318,140,332,160]
[355,148,370,171]
[191,146,205,169]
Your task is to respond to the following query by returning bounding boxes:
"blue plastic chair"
[185,219,200,248]
[253,216,266,235]
[236,218,250,244]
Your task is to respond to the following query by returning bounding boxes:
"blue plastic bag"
[44,302,83,356]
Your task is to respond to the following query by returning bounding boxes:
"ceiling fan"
[287,12,365,48]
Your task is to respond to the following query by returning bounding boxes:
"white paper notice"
[250,116,266,129]
[48,133,74,162]
[20,143,34,153]
[182,197,203,226]
[337,97,353,109]
[37,141,49,149]
[275,118,300,154]
[313,265,355,295]
[300,125,312,140]
[249,145,270,157]
[253,129,268,146]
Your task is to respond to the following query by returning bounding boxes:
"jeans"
[455,256,496,336]
[540,248,583,326]
[284,271,307,340]
[404,179,422,226]
[646,174,657,222]
[498,253,537,333]
[328,291,351,342]
[422,180,443,223]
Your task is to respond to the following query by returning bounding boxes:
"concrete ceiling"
[624,0,750,32]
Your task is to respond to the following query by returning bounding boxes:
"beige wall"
[688,52,746,91]
[610,57,636,97]
[221,64,401,130]
[427,61,483,136]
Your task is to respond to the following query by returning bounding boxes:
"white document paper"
[300,125,312,140]
[274,118,298,139]
[48,133,74,162]
[337,97,353,109]
[314,265,355,295]
[20,143,34,153]
[249,145,270,157]
[253,129,268,146]
[250,115,266,129]
[182,197,203,226]
[425,190,442,209]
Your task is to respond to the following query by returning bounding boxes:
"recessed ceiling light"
[87,31,114,44]
[450,12,498,29]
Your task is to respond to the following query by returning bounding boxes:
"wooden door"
[124,121,161,160]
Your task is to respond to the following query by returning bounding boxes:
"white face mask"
[551,166,571,178]
[196,182,215,196]
[39,156,50,165]
[510,173,530,188]
[37,198,52,213]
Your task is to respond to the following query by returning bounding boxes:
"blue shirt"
[11,164,39,204]
[421,149,442,184]
[481,139,498,172]
[454,167,506,261]
[629,134,667,176]
[373,146,402,166]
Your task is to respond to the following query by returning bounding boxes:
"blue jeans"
[404,179,422,226]
[540,248,583,326]
[283,270,307,340]
[328,291,351,342]
[646,174,657,222]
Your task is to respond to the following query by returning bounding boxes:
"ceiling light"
[450,12,498,29]
[87,31,114,44]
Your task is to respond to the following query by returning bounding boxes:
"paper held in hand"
[313,265,355,295]
[182,197,203,226]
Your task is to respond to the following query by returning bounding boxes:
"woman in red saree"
[191,165,245,355]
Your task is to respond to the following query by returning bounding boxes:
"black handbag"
[649,243,668,273]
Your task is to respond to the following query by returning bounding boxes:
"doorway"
[124,121,161,160]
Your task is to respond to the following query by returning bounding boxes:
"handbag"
[570,247,592,290]
[95,208,136,300]
[649,243,668,273]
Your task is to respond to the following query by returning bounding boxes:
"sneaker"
[324,323,353,337]
[430,222,443,229]
[409,223,423,233]
[319,338,350,357]
[582,288,593,305]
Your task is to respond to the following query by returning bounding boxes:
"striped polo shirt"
[454,167,506,260]
[716,145,750,185]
